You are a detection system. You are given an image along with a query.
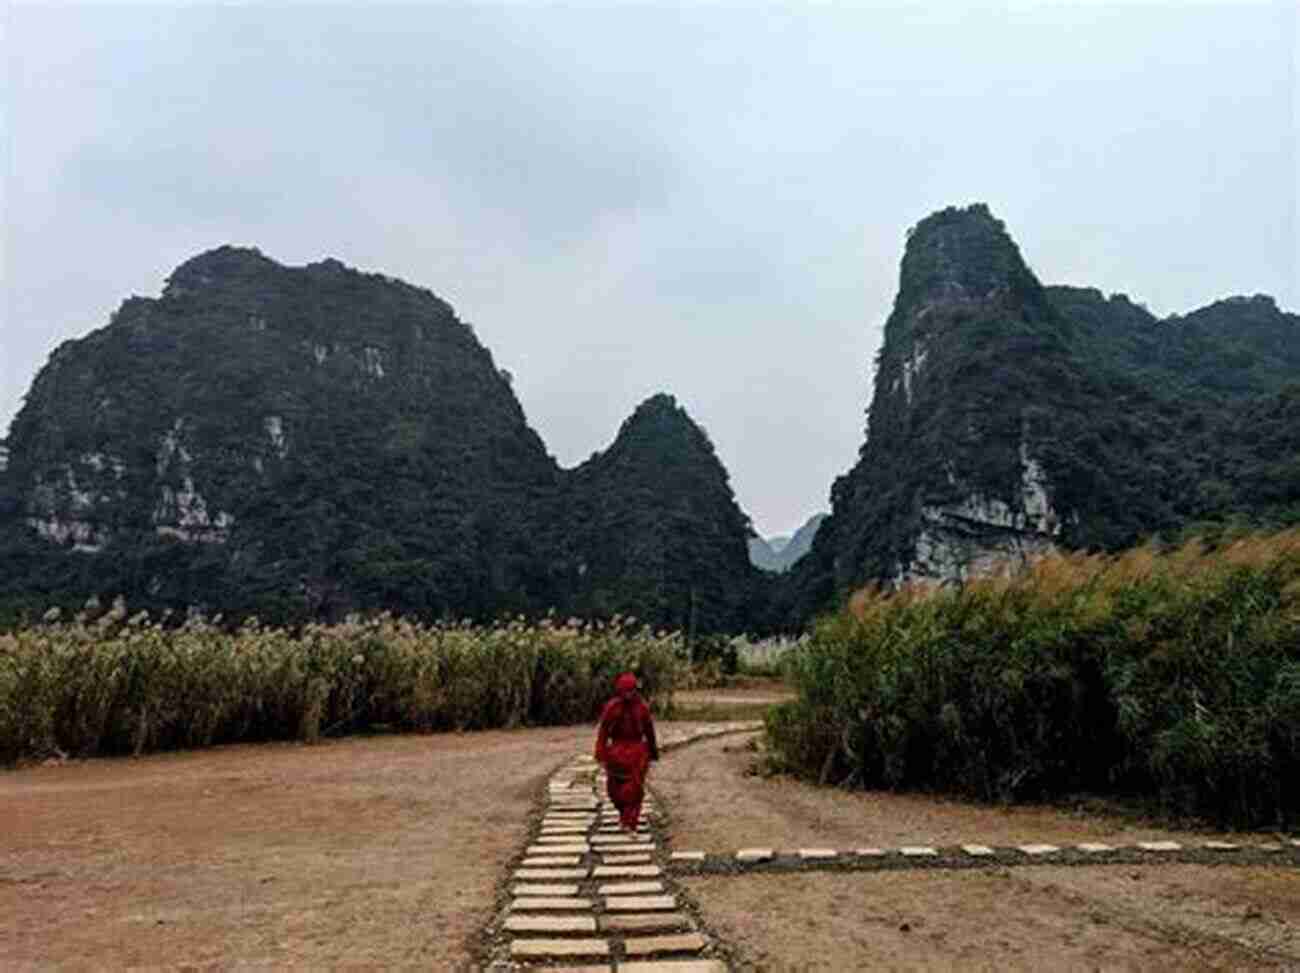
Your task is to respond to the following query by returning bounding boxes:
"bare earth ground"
[661,733,1300,970]
[6,695,1298,971]
[0,720,723,970]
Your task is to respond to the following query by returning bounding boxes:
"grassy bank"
[766,530,1300,829]
[0,611,682,763]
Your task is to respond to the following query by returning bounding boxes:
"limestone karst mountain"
[3,210,1297,631]
[748,512,827,573]
[789,204,1300,619]
[563,393,761,634]
[0,249,758,629]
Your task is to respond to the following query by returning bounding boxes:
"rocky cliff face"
[804,205,1078,596]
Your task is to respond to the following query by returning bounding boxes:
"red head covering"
[614,671,638,695]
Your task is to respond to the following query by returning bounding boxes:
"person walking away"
[594,671,659,832]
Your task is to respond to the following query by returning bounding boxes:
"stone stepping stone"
[524,856,582,867]
[510,939,609,959]
[542,828,592,836]
[855,848,887,857]
[620,961,725,973]
[1256,843,1283,852]
[899,846,937,857]
[516,868,589,880]
[592,865,661,878]
[961,845,995,857]
[601,854,653,865]
[604,895,676,911]
[513,883,581,896]
[512,896,593,911]
[505,915,597,934]
[1137,841,1181,852]
[538,834,593,843]
[597,880,665,895]
[1018,844,1059,856]
[797,848,836,860]
[623,933,708,957]
[736,848,772,862]
[1076,843,1113,853]
[527,844,589,855]
[599,912,692,933]
[591,835,652,845]
[670,851,706,862]
[1203,842,1239,851]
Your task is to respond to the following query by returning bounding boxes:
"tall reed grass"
[0,608,682,763]
[766,530,1300,829]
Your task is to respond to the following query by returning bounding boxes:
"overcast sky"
[3,1,1296,536]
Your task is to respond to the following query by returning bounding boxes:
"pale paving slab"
[797,848,837,860]
[1138,841,1182,852]
[513,883,580,896]
[1203,842,1240,851]
[623,933,709,957]
[1076,843,1114,853]
[600,913,692,933]
[505,915,597,934]
[592,865,661,878]
[899,846,937,857]
[523,856,582,867]
[1019,844,1060,856]
[671,851,706,862]
[601,854,653,865]
[856,847,887,857]
[597,881,665,895]
[511,897,593,911]
[605,895,677,912]
[527,844,589,855]
[961,844,995,857]
[510,939,610,959]
[592,834,652,844]
[620,962,725,973]
[537,835,594,844]
[736,848,772,862]
[516,868,589,880]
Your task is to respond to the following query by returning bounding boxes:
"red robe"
[594,692,659,829]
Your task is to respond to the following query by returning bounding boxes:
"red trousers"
[604,740,650,829]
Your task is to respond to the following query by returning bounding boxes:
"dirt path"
[660,733,1300,970]
[0,721,720,969]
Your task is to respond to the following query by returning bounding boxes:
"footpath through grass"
[766,529,1300,830]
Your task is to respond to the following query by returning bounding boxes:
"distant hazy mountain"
[749,513,827,572]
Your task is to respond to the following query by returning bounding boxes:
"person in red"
[594,671,660,832]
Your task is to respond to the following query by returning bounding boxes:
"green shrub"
[766,529,1300,829]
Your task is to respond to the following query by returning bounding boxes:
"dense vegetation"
[767,530,1300,829]
[0,607,681,764]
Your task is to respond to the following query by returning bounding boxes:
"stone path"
[660,838,1300,876]
[485,719,1299,969]
[484,723,760,971]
